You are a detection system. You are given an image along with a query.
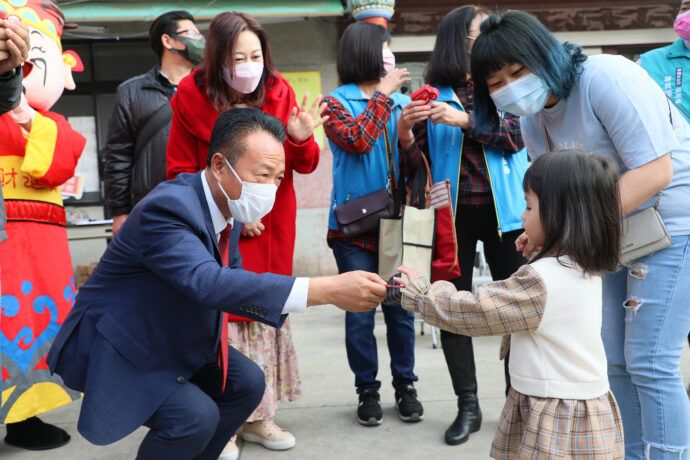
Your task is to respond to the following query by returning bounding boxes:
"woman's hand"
[429,101,470,129]
[376,68,410,96]
[515,231,539,258]
[398,100,431,149]
[287,92,329,143]
[241,221,265,238]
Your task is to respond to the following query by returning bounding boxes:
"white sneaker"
[218,435,239,460]
[240,420,296,451]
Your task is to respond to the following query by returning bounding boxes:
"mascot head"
[0,0,83,111]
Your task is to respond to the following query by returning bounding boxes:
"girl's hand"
[515,231,539,258]
[429,101,469,128]
[241,221,265,238]
[376,68,410,96]
[287,92,328,143]
[394,265,423,287]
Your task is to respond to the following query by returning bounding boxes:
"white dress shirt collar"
[201,170,233,237]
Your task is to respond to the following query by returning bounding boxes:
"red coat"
[166,69,320,289]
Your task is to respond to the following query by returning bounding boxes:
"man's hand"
[112,214,128,236]
[0,17,29,76]
[241,221,264,238]
[287,92,328,143]
[429,101,470,129]
[375,68,410,97]
[307,271,386,312]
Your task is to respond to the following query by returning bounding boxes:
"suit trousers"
[441,204,525,398]
[136,346,265,460]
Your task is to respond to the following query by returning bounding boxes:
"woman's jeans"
[602,235,690,459]
[331,239,418,393]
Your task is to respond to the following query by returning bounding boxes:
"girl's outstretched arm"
[400,265,547,337]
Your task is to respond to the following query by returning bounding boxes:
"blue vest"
[426,86,528,235]
[640,39,690,122]
[327,84,410,230]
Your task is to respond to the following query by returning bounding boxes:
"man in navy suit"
[47,108,386,459]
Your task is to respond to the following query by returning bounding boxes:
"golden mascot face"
[0,0,83,111]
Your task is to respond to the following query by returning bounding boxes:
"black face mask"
[170,35,206,66]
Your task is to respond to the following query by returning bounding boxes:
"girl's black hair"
[470,10,587,129]
[337,22,391,85]
[425,5,491,86]
[524,151,622,275]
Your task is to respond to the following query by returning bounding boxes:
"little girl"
[398,151,625,459]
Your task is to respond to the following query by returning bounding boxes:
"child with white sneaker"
[397,151,625,459]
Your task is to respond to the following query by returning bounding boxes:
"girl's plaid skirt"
[491,388,624,459]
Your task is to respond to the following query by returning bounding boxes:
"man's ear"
[161,33,174,51]
[210,152,226,180]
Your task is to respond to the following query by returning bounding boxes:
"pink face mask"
[223,61,264,94]
[674,10,690,40]
[382,48,396,76]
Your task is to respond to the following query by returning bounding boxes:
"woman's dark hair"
[471,10,587,129]
[425,5,491,86]
[197,12,277,111]
[149,10,195,58]
[524,151,622,275]
[337,22,391,84]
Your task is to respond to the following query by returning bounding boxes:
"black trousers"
[441,204,525,398]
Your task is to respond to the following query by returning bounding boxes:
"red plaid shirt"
[405,80,523,206]
[323,90,417,252]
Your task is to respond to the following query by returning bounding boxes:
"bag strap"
[382,126,397,192]
[134,102,173,161]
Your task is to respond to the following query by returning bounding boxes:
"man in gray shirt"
[0,15,30,243]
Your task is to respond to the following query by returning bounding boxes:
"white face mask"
[217,157,278,224]
[490,72,551,117]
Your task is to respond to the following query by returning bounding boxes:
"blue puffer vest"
[426,85,528,235]
[327,84,410,231]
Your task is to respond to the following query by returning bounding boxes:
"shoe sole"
[395,402,424,423]
[357,416,382,426]
[240,432,295,450]
[4,437,71,451]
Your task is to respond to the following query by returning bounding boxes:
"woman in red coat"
[166,12,325,458]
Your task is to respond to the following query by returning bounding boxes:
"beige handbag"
[378,155,436,280]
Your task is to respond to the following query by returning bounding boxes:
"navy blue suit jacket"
[47,172,295,445]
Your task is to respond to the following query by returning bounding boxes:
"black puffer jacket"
[103,66,176,216]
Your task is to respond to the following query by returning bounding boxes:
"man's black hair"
[207,108,286,167]
[149,10,195,58]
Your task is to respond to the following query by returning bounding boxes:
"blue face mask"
[490,72,551,117]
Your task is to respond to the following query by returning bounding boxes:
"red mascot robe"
[0,110,85,423]
[166,70,320,321]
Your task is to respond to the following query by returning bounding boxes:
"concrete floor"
[2,305,689,460]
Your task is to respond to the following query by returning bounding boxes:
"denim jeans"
[602,235,690,459]
[331,239,418,393]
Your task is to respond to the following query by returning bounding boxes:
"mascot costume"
[0,0,85,450]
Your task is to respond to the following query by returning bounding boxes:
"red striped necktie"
[217,224,232,392]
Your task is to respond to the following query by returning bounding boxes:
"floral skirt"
[228,318,301,422]
[491,388,624,459]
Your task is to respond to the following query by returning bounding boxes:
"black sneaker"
[357,389,382,426]
[395,384,424,422]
